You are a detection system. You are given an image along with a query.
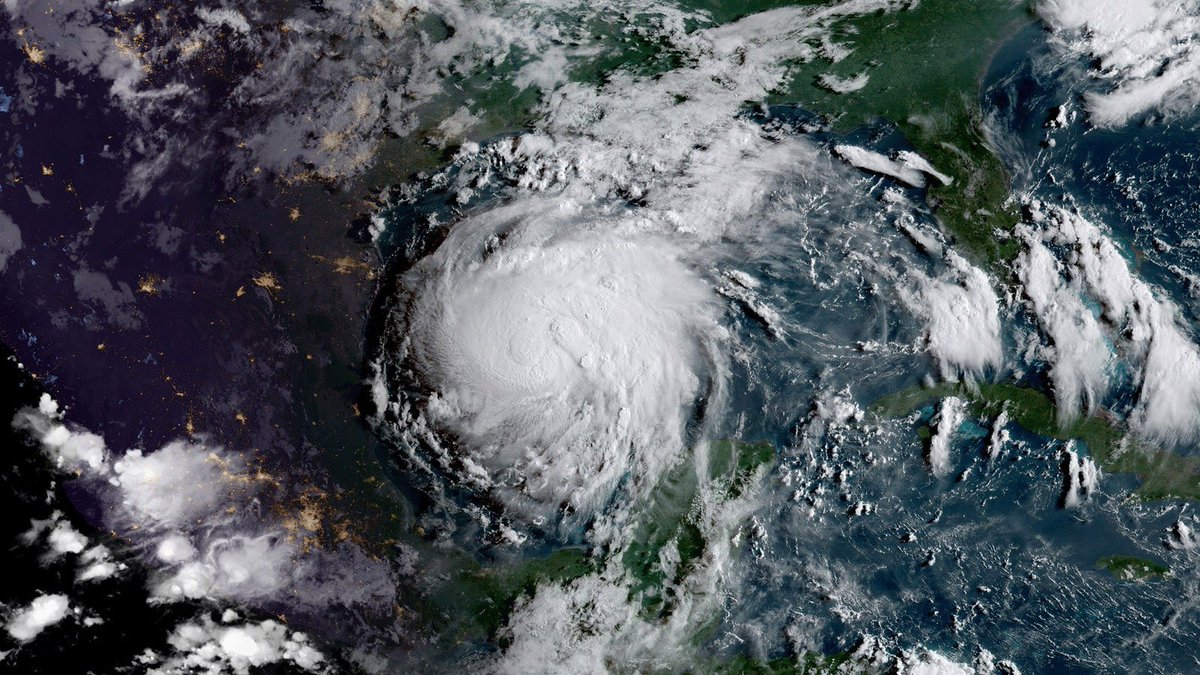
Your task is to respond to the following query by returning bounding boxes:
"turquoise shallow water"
[361,22,1200,670]
[6,1,1200,670]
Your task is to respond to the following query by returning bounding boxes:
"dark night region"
[2,1,1200,673]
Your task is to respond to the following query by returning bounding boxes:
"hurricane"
[374,198,726,524]
[12,0,1200,672]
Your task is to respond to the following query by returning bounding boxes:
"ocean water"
[8,2,1200,671]
[361,21,1200,671]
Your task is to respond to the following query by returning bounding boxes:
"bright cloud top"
[393,201,723,521]
[1020,201,1200,443]
[113,441,231,527]
[1015,227,1113,423]
[12,395,390,618]
[1039,0,1200,125]
[142,612,326,675]
[6,594,70,642]
[900,250,1003,380]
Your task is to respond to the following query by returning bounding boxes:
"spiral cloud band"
[381,200,723,522]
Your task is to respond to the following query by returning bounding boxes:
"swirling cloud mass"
[388,202,724,522]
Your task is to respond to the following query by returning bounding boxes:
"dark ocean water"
[7,9,1200,673]
[698,25,1200,672]
[354,22,1200,668]
[0,346,237,672]
[985,23,1200,338]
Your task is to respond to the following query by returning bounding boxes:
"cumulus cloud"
[13,394,108,472]
[1038,0,1200,126]
[156,535,198,564]
[112,441,232,528]
[142,613,326,675]
[905,650,973,675]
[495,574,638,673]
[928,397,966,477]
[152,534,295,602]
[46,520,88,557]
[1023,201,1200,443]
[851,637,1021,674]
[900,251,1003,380]
[6,594,70,642]
[1060,441,1101,508]
[1166,519,1198,550]
[1014,227,1112,423]
[77,545,120,582]
[492,518,749,674]
[13,395,391,618]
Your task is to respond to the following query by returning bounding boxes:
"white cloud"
[112,441,230,528]
[156,534,198,563]
[0,210,21,272]
[399,210,721,521]
[20,511,122,581]
[928,397,966,477]
[11,398,389,616]
[195,7,250,34]
[1024,201,1200,443]
[1014,227,1112,422]
[904,649,972,675]
[514,47,571,92]
[834,145,953,188]
[47,520,88,556]
[1166,520,1198,550]
[1038,0,1200,125]
[817,71,870,94]
[13,394,108,472]
[895,646,1021,674]
[6,594,70,642]
[900,251,1003,380]
[814,389,866,425]
[986,410,1010,460]
[835,144,927,187]
[152,534,294,602]
[145,614,326,674]
[853,639,1021,674]
[432,106,483,149]
[895,150,953,186]
[77,545,120,582]
[718,268,785,339]
[1061,441,1101,508]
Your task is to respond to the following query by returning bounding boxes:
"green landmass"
[365,0,1078,651]
[378,438,781,652]
[871,382,1200,501]
[425,547,594,645]
[710,438,779,499]
[563,0,1034,268]
[772,0,1033,266]
[416,438,775,643]
[1097,555,1171,581]
[624,439,776,618]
